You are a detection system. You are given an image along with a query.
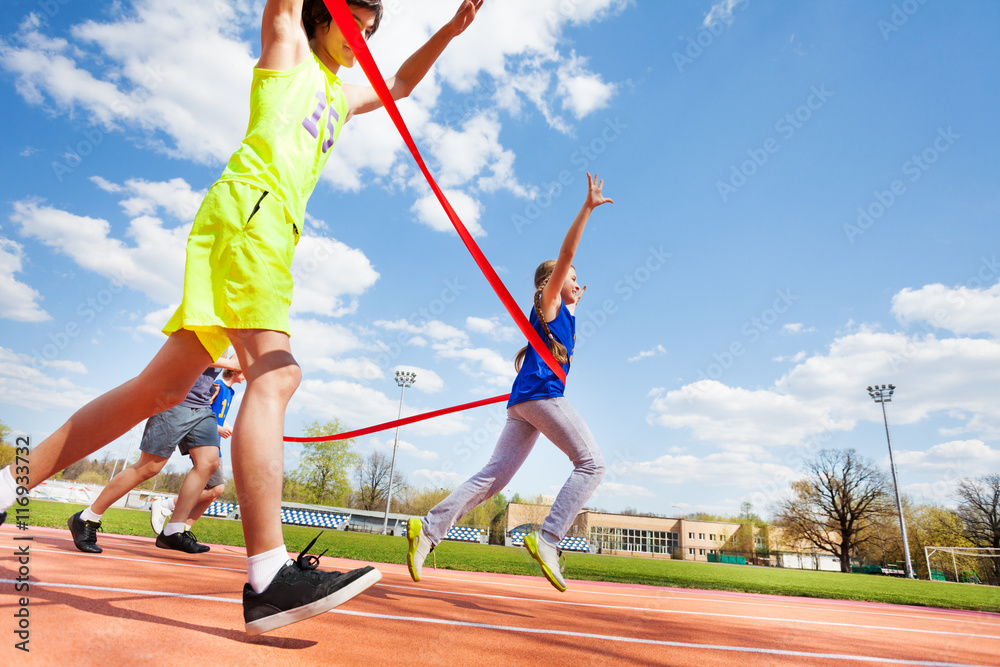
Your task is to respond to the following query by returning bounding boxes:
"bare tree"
[955,474,1000,584]
[353,451,406,511]
[772,449,891,573]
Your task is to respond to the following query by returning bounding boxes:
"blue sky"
[1,0,998,517]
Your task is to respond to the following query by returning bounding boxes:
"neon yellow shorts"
[163,180,300,359]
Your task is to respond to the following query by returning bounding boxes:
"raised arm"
[258,0,311,71]
[345,0,482,118]
[540,173,613,319]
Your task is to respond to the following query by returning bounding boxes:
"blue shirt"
[211,380,236,426]
[507,302,575,408]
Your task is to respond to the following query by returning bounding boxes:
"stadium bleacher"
[508,531,590,553]
[399,524,482,543]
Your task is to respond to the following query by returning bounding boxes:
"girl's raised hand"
[448,0,484,36]
[586,172,614,210]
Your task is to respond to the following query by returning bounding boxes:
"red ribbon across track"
[287,1,563,444]
[285,393,510,442]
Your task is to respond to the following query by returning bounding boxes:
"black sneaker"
[156,529,209,553]
[243,534,382,636]
[68,511,102,553]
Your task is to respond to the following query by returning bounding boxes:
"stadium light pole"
[383,370,416,534]
[867,383,915,579]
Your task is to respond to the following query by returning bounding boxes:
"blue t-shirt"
[211,380,236,426]
[507,302,575,408]
[178,368,223,408]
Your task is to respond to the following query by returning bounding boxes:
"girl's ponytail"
[514,260,570,372]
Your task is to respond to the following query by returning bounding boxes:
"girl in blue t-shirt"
[406,173,613,592]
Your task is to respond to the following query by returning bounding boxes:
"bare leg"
[15,330,212,487]
[227,329,300,557]
[170,446,219,526]
[185,484,225,527]
[89,452,169,515]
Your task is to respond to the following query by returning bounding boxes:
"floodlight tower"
[867,384,915,579]
[383,370,416,534]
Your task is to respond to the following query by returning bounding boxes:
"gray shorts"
[205,459,225,489]
[140,405,220,459]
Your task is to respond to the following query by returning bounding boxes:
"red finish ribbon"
[285,393,510,442]
[322,0,566,383]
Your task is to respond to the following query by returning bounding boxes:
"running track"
[2,525,998,666]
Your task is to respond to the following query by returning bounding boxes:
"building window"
[710,534,716,541]
[699,533,705,540]
[589,526,679,555]
[688,548,694,555]
[699,549,705,556]
[688,532,694,539]
[709,549,717,555]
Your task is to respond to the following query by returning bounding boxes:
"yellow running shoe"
[524,531,566,592]
[406,517,433,582]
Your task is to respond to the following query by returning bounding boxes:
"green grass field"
[19,499,1000,614]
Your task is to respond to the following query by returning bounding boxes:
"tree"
[353,450,406,511]
[293,419,359,506]
[955,474,1000,585]
[0,419,15,468]
[771,448,891,573]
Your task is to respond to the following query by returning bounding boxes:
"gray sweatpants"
[423,397,604,546]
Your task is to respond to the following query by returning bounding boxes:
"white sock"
[81,507,103,523]
[247,545,292,594]
[0,466,24,511]
[163,522,186,536]
[163,497,176,512]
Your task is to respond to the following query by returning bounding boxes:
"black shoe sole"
[67,513,102,553]
[245,567,382,636]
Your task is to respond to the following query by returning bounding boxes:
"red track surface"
[2,524,998,666]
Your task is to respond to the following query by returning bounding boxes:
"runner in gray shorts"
[140,404,222,491]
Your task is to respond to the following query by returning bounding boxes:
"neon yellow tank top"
[219,52,348,227]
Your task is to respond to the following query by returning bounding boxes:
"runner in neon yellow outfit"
[0,0,482,636]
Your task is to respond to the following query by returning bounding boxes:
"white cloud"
[0,238,49,322]
[703,0,744,27]
[290,235,380,318]
[648,380,852,450]
[772,351,807,363]
[782,323,816,334]
[0,347,95,412]
[368,436,440,461]
[592,482,657,498]
[621,450,797,490]
[555,52,616,119]
[628,344,666,363]
[892,278,1000,336]
[894,439,1000,473]
[466,315,518,342]
[10,198,188,305]
[410,187,485,237]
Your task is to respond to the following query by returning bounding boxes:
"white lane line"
[0,579,989,667]
[11,535,998,629]
[376,583,1000,640]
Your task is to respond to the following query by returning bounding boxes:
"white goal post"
[924,546,1000,583]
